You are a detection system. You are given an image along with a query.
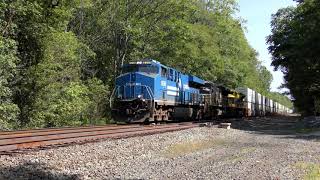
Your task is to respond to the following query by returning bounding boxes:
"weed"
[227,147,256,163]
[295,162,320,180]
[163,139,227,158]
[296,128,315,134]
[240,147,256,154]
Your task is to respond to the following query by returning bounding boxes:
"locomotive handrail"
[109,84,154,108]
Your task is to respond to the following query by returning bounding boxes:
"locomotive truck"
[110,59,290,123]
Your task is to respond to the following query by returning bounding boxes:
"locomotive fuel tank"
[172,107,193,119]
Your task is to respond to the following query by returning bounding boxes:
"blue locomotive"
[110,58,246,123]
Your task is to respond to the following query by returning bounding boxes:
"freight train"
[110,59,291,123]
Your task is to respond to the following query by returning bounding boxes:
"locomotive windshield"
[122,64,159,74]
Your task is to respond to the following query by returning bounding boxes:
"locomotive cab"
[110,59,160,123]
[219,86,246,117]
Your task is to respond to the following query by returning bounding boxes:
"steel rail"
[0,124,129,136]
[0,123,197,153]
[0,124,184,146]
[0,125,142,140]
[0,126,182,146]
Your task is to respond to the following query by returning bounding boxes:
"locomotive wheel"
[144,118,150,125]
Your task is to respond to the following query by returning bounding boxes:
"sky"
[237,0,297,92]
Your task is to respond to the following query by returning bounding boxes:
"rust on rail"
[0,123,198,154]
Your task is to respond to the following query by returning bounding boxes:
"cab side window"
[161,67,167,78]
[169,69,174,81]
[175,72,178,82]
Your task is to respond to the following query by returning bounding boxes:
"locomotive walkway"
[0,123,198,154]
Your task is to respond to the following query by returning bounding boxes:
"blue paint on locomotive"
[114,59,205,105]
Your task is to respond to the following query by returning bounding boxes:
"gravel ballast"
[0,116,320,180]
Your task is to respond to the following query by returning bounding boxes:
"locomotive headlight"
[138,95,143,99]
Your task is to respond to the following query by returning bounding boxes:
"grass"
[163,139,227,158]
[226,147,256,163]
[295,162,320,180]
[295,128,320,134]
[240,147,256,154]
[163,140,258,161]
[227,155,245,163]
[294,120,320,134]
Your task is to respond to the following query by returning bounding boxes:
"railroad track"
[0,123,198,154]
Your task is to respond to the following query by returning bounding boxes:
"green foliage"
[29,82,89,127]
[70,0,275,91]
[82,78,109,124]
[0,0,293,129]
[0,2,20,129]
[29,80,107,128]
[268,92,293,109]
[28,32,107,128]
[268,0,320,115]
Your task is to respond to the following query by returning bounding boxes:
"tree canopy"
[0,0,292,129]
[268,0,320,115]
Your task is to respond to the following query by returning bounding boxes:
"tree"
[69,0,196,83]
[0,0,107,128]
[0,37,20,129]
[268,0,320,115]
[28,32,107,128]
[0,1,21,130]
[0,0,293,129]
[71,0,291,107]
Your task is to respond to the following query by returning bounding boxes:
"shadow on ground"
[0,161,80,180]
[229,115,320,141]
